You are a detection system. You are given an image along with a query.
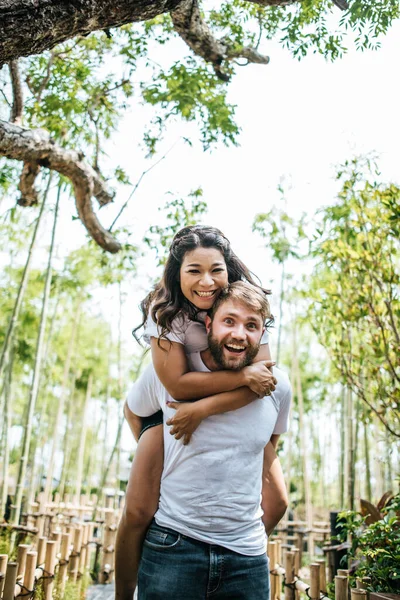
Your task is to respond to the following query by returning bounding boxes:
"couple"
[116,226,291,599]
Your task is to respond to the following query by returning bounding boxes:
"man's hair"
[209,281,272,326]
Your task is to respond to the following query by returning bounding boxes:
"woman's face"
[179,247,228,310]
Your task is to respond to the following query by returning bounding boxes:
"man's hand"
[243,361,277,397]
[166,401,204,445]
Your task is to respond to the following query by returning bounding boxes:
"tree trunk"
[42,296,82,505]
[12,181,60,525]
[339,386,345,508]
[0,174,51,384]
[385,428,393,491]
[292,323,312,531]
[0,348,14,519]
[346,388,355,511]
[276,261,285,364]
[364,420,372,502]
[58,371,77,501]
[74,372,93,503]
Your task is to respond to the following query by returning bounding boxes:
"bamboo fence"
[0,502,396,600]
[0,494,120,600]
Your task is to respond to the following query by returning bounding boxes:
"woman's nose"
[199,272,214,286]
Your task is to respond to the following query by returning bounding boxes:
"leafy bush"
[338,492,400,593]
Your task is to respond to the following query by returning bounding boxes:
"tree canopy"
[1,0,399,252]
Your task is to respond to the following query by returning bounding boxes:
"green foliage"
[338,493,400,593]
[308,156,400,437]
[142,59,239,153]
[144,189,208,266]
[253,186,307,264]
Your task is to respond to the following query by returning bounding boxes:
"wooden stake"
[310,563,320,600]
[284,551,296,600]
[16,544,29,581]
[57,531,71,598]
[36,536,47,567]
[316,559,327,593]
[335,576,348,600]
[268,542,278,600]
[3,562,18,600]
[51,530,62,556]
[22,552,37,594]
[351,589,367,600]
[43,541,56,600]
[0,554,8,598]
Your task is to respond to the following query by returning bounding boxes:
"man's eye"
[247,323,257,330]
[224,319,233,325]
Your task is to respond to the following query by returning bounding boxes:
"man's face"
[205,299,265,370]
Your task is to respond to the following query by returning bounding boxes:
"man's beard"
[208,330,260,371]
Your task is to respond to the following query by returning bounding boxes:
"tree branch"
[171,0,269,81]
[18,161,41,206]
[8,60,23,125]
[0,119,121,253]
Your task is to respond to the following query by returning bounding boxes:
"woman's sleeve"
[143,310,185,345]
[126,364,162,417]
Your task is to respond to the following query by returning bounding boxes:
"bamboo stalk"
[351,590,367,600]
[284,551,295,600]
[3,562,18,600]
[21,551,37,596]
[16,544,29,580]
[268,541,278,600]
[43,540,56,600]
[316,559,327,593]
[310,563,321,600]
[69,526,83,582]
[335,576,348,600]
[51,531,62,556]
[0,554,9,597]
[57,532,71,597]
[36,536,47,567]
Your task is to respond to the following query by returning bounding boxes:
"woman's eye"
[188,269,200,273]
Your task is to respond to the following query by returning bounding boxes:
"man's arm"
[261,438,289,536]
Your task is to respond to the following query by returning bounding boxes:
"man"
[125,281,291,599]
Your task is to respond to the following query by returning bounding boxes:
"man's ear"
[205,315,212,333]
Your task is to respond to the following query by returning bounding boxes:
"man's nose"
[231,324,246,340]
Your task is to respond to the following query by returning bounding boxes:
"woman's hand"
[166,401,204,445]
[243,361,277,397]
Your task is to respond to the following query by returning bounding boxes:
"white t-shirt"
[127,357,291,556]
[143,309,269,352]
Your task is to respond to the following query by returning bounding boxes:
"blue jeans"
[138,521,270,599]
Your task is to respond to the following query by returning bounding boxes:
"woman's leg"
[115,424,163,600]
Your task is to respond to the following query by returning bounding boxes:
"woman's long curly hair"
[134,224,272,343]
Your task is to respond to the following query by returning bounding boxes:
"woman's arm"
[166,384,269,444]
[151,338,275,401]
